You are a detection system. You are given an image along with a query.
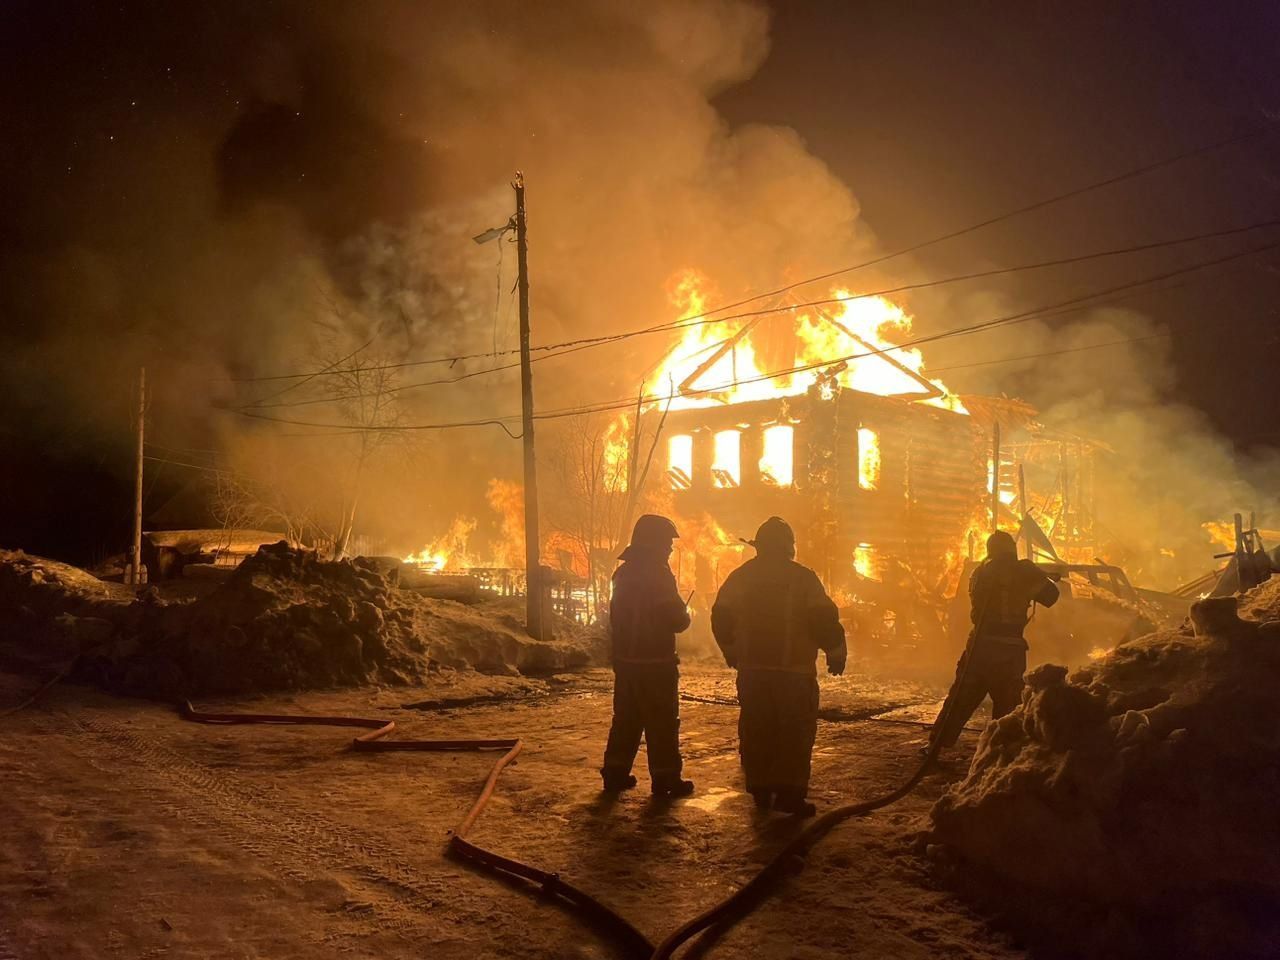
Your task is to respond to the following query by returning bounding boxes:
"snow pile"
[930,578,1280,958]
[0,550,135,670]
[0,549,134,612]
[0,545,605,698]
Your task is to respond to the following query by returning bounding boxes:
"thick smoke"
[1,0,873,557]
[2,0,1273,582]
[913,288,1280,588]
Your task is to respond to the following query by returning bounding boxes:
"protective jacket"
[609,547,691,666]
[969,555,1060,646]
[711,557,846,675]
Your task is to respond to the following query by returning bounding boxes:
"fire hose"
[8,626,984,958]
[169,595,994,959]
[177,701,656,957]
[176,667,969,960]
[648,588,995,958]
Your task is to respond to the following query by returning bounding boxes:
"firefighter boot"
[601,772,638,793]
[652,776,695,798]
[773,787,816,818]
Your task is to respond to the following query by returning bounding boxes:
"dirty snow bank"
[0,545,605,698]
[929,578,1280,958]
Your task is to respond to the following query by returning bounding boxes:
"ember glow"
[668,434,694,490]
[759,424,794,487]
[403,481,524,572]
[712,429,742,488]
[854,542,877,579]
[403,516,478,571]
[857,427,881,491]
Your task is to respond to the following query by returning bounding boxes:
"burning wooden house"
[635,275,1103,629]
[658,381,984,592]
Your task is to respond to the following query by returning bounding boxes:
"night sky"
[718,1,1280,439]
[3,1,1278,563]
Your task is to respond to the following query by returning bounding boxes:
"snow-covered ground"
[0,666,1016,960]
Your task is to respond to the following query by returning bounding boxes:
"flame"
[758,424,794,487]
[857,427,881,491]
[989,458,1017,506]
[411,269,978,612]
[402,479,527,572]
[668,434,694,490]
[670,511,746,599]
[602,414,632,493]
[854,542,878,579]
[712,429,741,488]
[1202,520,1280,552]
[646,270,966,413]
[485,479,525,568]
[403,516,479,571]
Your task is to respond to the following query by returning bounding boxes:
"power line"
[239,218,1280,411]
[145,441,219,459]
[142,454,231,475]
[926,333,1171,373]
[239,337,373,406]
[669,129,1266,325]
[223,236,1280,435]
[225,129,1266,387]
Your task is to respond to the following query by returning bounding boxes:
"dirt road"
[0,667,1019,959]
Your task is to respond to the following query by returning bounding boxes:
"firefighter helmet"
[750,516,795,556]
[986,530,1017,558]
[630,514,680,549]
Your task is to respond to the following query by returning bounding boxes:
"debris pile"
[0,545,605,699]
[930,578,1280,959]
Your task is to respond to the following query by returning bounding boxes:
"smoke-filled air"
[7,4,1280,959]
[5,0,1270,594]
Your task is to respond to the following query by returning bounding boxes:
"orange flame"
[645,270,966,414]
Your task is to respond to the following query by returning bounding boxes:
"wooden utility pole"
[513,172,545,640]
[132,367,146,586]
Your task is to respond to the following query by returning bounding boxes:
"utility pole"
[513,172,545,640]
[132,366,146,586]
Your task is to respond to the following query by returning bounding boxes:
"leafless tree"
[312,347,408,558]
[209,467,328,549]
[543,400,671,620]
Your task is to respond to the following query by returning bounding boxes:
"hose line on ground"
[176,679,965,960]
[649,590,994,958]
[178,702,656,958]
[176,609,985,960]
[648,737,944,958]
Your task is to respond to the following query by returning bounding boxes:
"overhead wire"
[142,454,233,475]
[239,337,374,406]
[145,441,220,459]
[223,129,1267,388]
[926,332,1171,373]
[656,128,1265,326]
[222,235,1280,434]
[237,218,1280,411]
